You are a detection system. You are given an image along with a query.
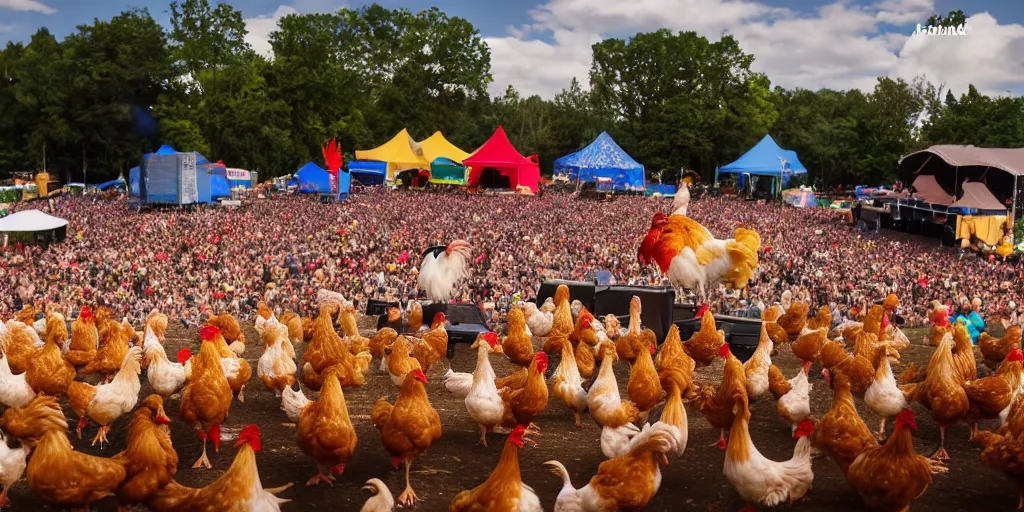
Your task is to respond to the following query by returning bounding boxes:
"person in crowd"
[953,299,986,344]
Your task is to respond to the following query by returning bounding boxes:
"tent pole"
[1014,175,1019,235]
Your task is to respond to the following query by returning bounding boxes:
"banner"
[226,168,250,181]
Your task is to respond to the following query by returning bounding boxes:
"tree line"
[0,2,1020,187]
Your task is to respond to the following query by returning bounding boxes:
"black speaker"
[594,286,675,343]
[674,314,762,363]
[536,280,597,311]
[365,299,397,317]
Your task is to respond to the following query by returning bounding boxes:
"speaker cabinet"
[674,314,762,363]
[594,286,675,343]
[535,280,597,311]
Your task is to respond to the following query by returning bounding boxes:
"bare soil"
[10,324,1019,511]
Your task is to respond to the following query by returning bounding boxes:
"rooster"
[637,182,761,303]
[449,425,542,512]
[417,240,472,302]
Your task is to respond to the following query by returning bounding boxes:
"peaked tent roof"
[293,162,332,194]
[718,135,807,176]
[910,175,954,205]
[354,129,427,170]
[417,131,470,164]
[463,126,535,168]
[951,181,1006,210]
[554,131,643,172]
[154,145,177,155]
[0,209,69,232]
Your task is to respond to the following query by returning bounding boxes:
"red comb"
[177,347,192,364]
[80,306,93,319]
[1010,349,1024,363]
[413,368,428,383]
[509,425,526,448]
[794,419,815,438]
[236,424,262,451]
[483,332,498,347]
[200,325,220,341]
[718,343,730,357]
[895,408,918,432]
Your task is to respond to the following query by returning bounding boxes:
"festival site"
[1,1,1024,510]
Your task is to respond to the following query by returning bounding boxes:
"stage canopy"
[909,175,954,205]
[463,126,540,193]
[417,132,470,164]
[430,158,467,185]
[354,129,427,181]
[553,131,645,190]
[349,160,387,186]
[952,181,1007,211]
[901,145,1024,217]
[716,135,807,184]
[293,162,332,194]
[0,209,68,232]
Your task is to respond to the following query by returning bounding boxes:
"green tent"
[429,157,467,185]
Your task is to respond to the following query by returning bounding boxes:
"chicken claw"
[191,451,212,469]
[305,473,335,487]
[927,458,949,474]
[90,426,110,448]
[237,386,246,403]
[931,447,950,460]
[397,486,419,508]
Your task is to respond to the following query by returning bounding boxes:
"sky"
[2,0,1023,99]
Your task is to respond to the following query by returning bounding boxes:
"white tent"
[0,210,69,232]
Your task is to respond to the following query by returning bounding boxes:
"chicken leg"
[90,425,110,448]
[710,429,727,450]
[932,426,950,460]
[397,459,419,507]
[306,464,336,487]
[237,386,246,403]
[877,417,887,441]
[192,430,212,469]
[478,424,489,447]
[0,486,10,508]
[76,417,88,440]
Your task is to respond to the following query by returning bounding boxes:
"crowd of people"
[1,188,1021,330]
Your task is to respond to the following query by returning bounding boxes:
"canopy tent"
[348,160,387,186]
[293,162,333,194]
[429,158,467,185]
[226,168,253,189]
[715,135,807,187]
[951,181,1008,211]
[0,210,68,232]
[910,175,954,205]
[154,145,177,155]
[463,126,540,193]
[553,132,645,191]
[92,178,125,190]
[354,129,427,181]
[417,132,471,164]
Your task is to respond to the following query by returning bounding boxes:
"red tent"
[464,126,540,193]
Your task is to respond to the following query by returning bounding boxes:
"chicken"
[461,333,507,446]
[775,362,813,429]
[207,311,246,356]
[406,301,424,333]
[813,370,879,475]
[574,329,597,380]
[116,394,178,508]
[386,336,419,386]
[778,300,810,342]
[724,390,815,511]
[13,305,35,326]
[763,305,790,345]
[0,395,66,447]
[551,335,588,428]
[145,330,189,399]
[413,312,449,374]
[792,327,828,365]
[371,368,443,507]
[902,333,969,459]
[301,305,370,391]
[25,403,127,510]
[627,332,662,423]
[450,424,542,512]
[682,310,726,366]
[697,343,747,450]
[928,301,952,347]
[288,367,358,486]
[179,325,234,469]
[614,296,644,364]
[526,298,555,337]
[806,306,833,331]
[66,346,143,447]
[278,311,304,346]
[258,321,297,395]
[340,304,369,354]
[964,348,1024,439]
[139,310,169,371]
[603,314,622,340]
[0,431,28,508]
[360,478,395,512]
[501,306,536,368]
[847,409,946,511]
[211,327,254,403]
[0,352,34,409]
[951,321,978,384]
[743,325,774,399]
[254,301,276,337]
[547,422,681,511]
[819,339,875,396]
[418,240,472,302]
[637,183,760,301]
[146,424,292,512]
[3,321,41,374]
[865,349,909,440]
[24,326,76,397]
[658,369,689,457]
[980,326,1023,369]
[654,324,696,397]
[368,327,399,362]
[861,304,887,338]
[499,353,550,432]
[81,317,134,380]
[588,342,640,429]
[64,309,97,368]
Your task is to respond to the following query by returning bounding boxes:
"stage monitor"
[536,280,597,311]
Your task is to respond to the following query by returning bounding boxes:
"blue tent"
[129,167,141,197]
[294,162,332,194]
[553,132,645,190]
[348,160,387,186]
[154,145,177,155]
[93,178,125,190]
[715,135,807,185]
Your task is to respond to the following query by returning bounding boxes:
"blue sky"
[3,0,1023,98]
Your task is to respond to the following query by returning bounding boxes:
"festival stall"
[463,126,540,194]
[429,158,467,185]
[0,209,68,246]
[348,161,387,186]
[354,129,427,182]
[553,131,645,191]
[715,134,807,195]
[292,162,333,194]
[782,187,817,208]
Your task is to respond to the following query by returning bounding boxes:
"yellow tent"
[354,129,427,180]
[416,131,470,164]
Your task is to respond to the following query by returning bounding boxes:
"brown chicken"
[655,324,696,397]
[42,309,68,352]
[116,394,178,508]
[25,326,76,396]
[902,333,969,459]
[574,325,598,380]
[301,314,317,342]
[179,325,234,469]
[450,425,539,512]
[413,312,449,374]
[587,342,639,428]
[964,348,1024,438]
[278,311,304,345]
[503,307,534,368]
[973,426,1024,509]
[206,311,246,355]
[614,296,644,364]
[66,307,99,368]
[767,364,790,400]
[819,340,875,396]
[569,306,595,345]
[813,370,879,475]
[550,285,574,339]
[338,303,361,338]
[386,336,420,386]
[13,305,35,325]
[778,301,810,341]
[683,310,726,367]
[980,326,1024,369]
[4,321,41,374]
[697,343,747,449]
[368,327,399,361]
[0,395,67,446]
[805,306,833,332]
[145,424,292,512]
[67,346,143,446]
[791,327,828,365]
[296,368,358,486]
[762,305,790,345]
[301,305,370,391]
[81,317,134,380]
[25,402,127,510]
[861,304,887,338]
[406,301,424,333]
[951,321,977,384]
[212,327,253,402]
[847,409,946,511]
[500,353,550,432]
[627,333,662,423]
[371,368,443,507]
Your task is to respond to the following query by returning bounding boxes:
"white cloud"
[245,5,297,58]
[487,0,1024,99]
[0,0,54,14]
[0,25,16,33]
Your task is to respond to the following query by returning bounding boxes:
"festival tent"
[553,132,645,191]
[429,158,467,185]
[128,167,141,197]
[0,209,69,244]
[92,177,125,190]
[154,145,177,155]
[293,162,333,194]
[348,160,387,186]
[715,135,807,186]
[463,126,540,193]
[354,129,427,181]
[417,131,471,164]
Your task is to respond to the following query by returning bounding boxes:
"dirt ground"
[9,323,1021,511]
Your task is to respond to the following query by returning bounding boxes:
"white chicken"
[526,298,555,337]
[864,353,908,440]
[67,346,144,447]
[257,321,297,396]
[417,240,472,302]
[144,324,188,399]
[360,478,395,512]
[442,369,473,398]
[743,327,773,399]
[463,333,506,447]
[600,423,640,459]
[551,335,588,427]
[0,432,28,508]
[280,385,309,423]
[776,362,812,430]
[724,393,814,510]
[0,352,35,408]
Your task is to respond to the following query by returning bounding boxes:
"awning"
[0,209,69,232]
[910,175,954,205]
[902,145,1024,176]
[951,181,1007,211]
